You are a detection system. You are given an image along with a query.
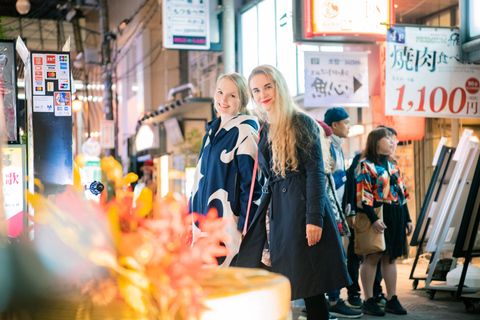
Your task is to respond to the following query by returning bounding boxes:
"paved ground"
[291,257,480,319]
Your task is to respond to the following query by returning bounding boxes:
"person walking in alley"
[234,65,351,320]
[356,128,412,316]
[323,108,362,319]
[189,73,262,267]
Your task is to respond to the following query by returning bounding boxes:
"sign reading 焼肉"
[304,51,369,108]
[386,27,480,118]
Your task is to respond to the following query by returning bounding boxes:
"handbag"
[354,205,386,255]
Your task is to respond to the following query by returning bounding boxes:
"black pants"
[304,293,329,320]
[346,227,383,297]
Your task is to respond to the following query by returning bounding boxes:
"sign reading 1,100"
[394,78,480,114]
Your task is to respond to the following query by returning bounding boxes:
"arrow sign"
[354,77,362,93]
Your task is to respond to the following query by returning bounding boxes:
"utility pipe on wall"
[223,0,235,74]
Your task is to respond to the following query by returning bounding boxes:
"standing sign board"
[0,40,18,142]
[30,51,73,186]
[386,27,480,118]
[304,52,369,108]
[2,145,27,238]
[163,0,210,50]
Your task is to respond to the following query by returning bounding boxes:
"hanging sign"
[162,0,210,50]
[311,0,390,37]
[100,120,115,149]
[304,51,369,108]
[386,27,480,118]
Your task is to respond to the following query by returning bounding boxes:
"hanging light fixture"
[16,0,31,15]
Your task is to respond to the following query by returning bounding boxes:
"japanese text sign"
[162,0,210,50]
[304,51,369,108]
[386,27,480,118]
[311,0,390,37]
[100,120,115,149]
[2,146,25,238]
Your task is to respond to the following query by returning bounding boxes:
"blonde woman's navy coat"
[234,113,351,300]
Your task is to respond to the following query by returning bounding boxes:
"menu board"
[31,52,71,116]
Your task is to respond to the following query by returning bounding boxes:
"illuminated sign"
[305,0,392,38]
[136,124,156,151]
[162,0,210,50]
[386,27,480,119]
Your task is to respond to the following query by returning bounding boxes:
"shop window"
[241,6,258,77]
[240,0,298,96]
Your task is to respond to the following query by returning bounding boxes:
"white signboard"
[100,120,115,149]
[312,0,390,36]
[33,96,54,112]
[163,0,210,50]
[304,52,369,108]
[386,27,480,118]
[2,146,25,238]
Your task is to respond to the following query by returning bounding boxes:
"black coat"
[233,113,351,300]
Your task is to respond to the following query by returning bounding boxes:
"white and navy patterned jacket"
[189,114,261,266]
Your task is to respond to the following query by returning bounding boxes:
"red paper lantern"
[389,115,425,142]
[376,44,425,142]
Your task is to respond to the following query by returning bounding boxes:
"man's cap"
[324,107,349,127]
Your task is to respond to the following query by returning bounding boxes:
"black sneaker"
[385,295,407,315]
[298,309,338,320]
[375,293,387,308]
[329,299,363,318]
[363,297,385,316]
[346,295,363,309]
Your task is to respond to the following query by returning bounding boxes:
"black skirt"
[382,203,409,261]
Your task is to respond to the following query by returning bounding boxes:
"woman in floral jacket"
[356,128,411,316]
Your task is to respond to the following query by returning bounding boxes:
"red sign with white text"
[34,57,43,65]
[46,55,56,64]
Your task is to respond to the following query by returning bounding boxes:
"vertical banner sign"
[386,27,480,118]
[163,0,210,50]
[2,146,26,238]
[0,40,18,141]
[100,120,115,149]
[304,51,369,108]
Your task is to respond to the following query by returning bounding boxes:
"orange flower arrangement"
[27,156,230,320]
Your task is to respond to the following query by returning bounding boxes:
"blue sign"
[387,27,406,44]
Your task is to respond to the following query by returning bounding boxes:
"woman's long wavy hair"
[318,126,334,175]
[248,65,321,177]
[216,73,249,115]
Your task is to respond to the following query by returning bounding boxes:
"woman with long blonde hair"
[234,65,351,320]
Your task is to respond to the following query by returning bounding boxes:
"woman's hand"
[306,224,323,246]
[372,220,387,234]
[406,222,414,236]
